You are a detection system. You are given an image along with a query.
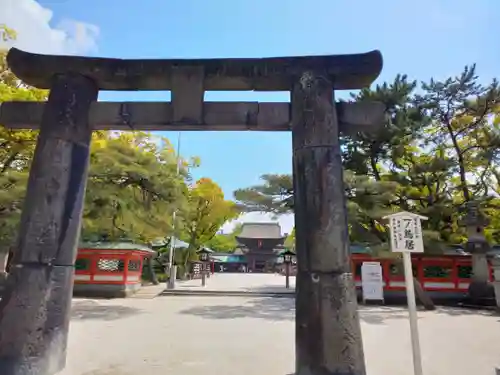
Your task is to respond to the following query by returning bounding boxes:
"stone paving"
[173,272,295,293]
[61,274,500,375]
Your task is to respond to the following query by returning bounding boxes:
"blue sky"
[25,0,500,231]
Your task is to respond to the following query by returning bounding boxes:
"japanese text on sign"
[388,214,424,253]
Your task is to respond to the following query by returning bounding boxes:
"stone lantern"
[197,248,211,262]
[283,249,295,264]
[462,201,493,302]
[197,248,211,287]
[281,249,296,289]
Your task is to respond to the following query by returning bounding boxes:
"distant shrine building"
[211,222,287,272]
[237,222,286,272]
[210,223,374,273]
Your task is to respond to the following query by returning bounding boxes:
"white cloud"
[222,212,294,235]
[1,0,99,55]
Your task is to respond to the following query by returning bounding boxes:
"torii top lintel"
[7,48,383,91]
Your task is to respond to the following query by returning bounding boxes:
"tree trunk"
[292,71,366,375]
[413,277,435,310]
[0,251,9,275]
[147,257,159,285]
[447,125,471,202]
[0,251,8,288]
[369,153,381,181]
[0,73,97,375]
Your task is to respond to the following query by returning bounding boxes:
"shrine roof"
[7,48,383,91]
[79,241,155,253]
[236,222,285,239]
[150,236,189,249]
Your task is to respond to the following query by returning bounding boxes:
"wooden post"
[292,71,366,375]
[0,73,97,375]
[285,262,290,289]
[146,257,160,285]
[201,264,207,287]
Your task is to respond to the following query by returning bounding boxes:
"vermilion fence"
[350,254,494,293]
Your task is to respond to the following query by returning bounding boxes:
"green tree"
[343,75,426,180]
[417,65,500,203]
[0,27,47,252]
[234,171,397,246]
[178,178,240,273]
[205,224,243,252]
[0,25,19,86]
[284,228,295,250]
[234,174,293,214]
[234,67,500,256]
[415,66,500,293]
[82,131,188,243]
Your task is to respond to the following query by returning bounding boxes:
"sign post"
[383,211,428,375]
[361,261,384,304]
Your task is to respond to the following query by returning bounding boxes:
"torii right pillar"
[292,67,383,375]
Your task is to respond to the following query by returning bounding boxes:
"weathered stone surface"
[0,101,385,133]
[7,47,383,91]
[296,273,364,375]
[0,73,97,375]
[171,66,205,124]
[292,74,350,273]
[0,265,74,375]
[11,73,97,266]
[292,71,365,375]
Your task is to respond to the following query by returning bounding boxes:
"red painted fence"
[350,254,494,293]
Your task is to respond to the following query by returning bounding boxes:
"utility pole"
[167,132,182,290]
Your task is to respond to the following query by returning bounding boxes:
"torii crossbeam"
[0,47,384,375]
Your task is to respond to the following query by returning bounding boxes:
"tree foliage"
[0,26,46,251]
[0,27,237,256]
[82,132,188,242]
[205,224,243,253]
[176,178,240,270]
[234,67,500,252]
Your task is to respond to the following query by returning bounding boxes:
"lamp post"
[197,248,211,287]
[282,249,295,289]
[167,132,182,290]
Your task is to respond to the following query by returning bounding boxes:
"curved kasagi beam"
[7,48,383,91]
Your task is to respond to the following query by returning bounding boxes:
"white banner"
[361,261,384,301]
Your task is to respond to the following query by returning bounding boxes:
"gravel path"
[61,294,500,375]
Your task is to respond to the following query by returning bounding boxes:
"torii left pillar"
[0,73,97,375]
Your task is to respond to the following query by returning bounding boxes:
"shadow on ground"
[242,284,296,294]
[358,305,497,325]
[179,296,498,324]
[80,365,134,375]
[71,300,143,321]
[180,297,295,321]
[435,306,497,317]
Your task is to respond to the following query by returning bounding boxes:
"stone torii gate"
[0,47,384,375]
